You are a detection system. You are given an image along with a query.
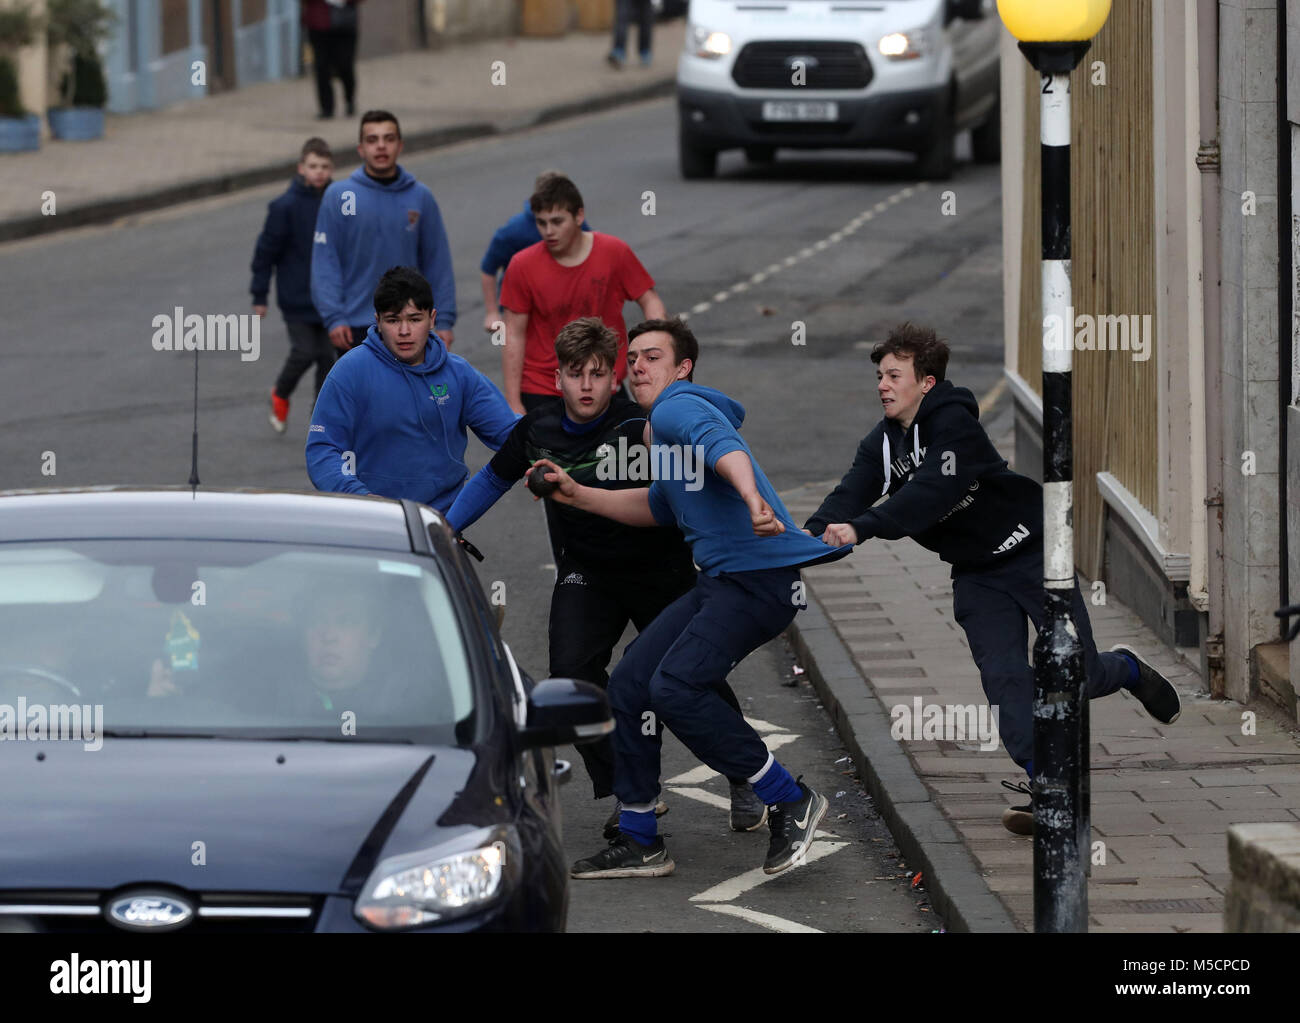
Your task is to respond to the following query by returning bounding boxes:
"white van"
[676,0,1001,179]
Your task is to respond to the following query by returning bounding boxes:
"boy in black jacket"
[250,137,334,434]
[805,324,1180,835]
[446,317,767,837]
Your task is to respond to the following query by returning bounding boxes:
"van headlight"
[879,30,926,61]
[354,828,519,930]
[688,24,733,58]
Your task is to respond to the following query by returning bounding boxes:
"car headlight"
[354,829,518,930]
[879,30,925,60]
[688,24,732,58]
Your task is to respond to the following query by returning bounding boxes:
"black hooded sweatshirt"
[803,380,1043,573]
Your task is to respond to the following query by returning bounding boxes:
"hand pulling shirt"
[449,394,694,574]
[803,380,1044,573]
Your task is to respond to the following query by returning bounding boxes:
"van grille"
[731,41,873,90]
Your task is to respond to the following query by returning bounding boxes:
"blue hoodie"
[310,165,456,331]
[306,328,519,512]
[249,175,326,323]
[645,382,853,575]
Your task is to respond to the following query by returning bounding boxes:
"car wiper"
[254,735,415,744]
[102,729,223,739]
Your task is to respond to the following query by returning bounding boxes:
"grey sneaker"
[1110,644,1180,724]
[602,798,668,841]
[763,780,828,875]
[729,781,768,832]
[570,834,675,879]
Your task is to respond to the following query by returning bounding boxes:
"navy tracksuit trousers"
[951,544,1131,770]
[608,566,801,806]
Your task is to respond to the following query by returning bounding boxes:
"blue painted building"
[102,0,301,113]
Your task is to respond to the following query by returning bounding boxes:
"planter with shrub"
[0,3,39,153]
[46,0,115,141]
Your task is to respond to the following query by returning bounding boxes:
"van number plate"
[761,101,838,122]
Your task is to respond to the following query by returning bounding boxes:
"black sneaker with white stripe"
[570,834,675,879]
[763,780,828,875]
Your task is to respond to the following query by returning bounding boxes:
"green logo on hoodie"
[429,382,450,404]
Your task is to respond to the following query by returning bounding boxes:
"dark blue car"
[0,489,610,933]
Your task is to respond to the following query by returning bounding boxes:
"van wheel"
[744,145,776,164]
[914,93,955,181]
[972,99,1001,164]
[679,132,718,179]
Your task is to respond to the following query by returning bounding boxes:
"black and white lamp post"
[997,0,1111,934]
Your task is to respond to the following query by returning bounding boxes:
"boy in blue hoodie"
[306,266,517,512]
[535,317,852,879]
[250,137,334,434]
[311,111,457,353]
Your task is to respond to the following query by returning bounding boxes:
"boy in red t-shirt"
[499,174,665,415]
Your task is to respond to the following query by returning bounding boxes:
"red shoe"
[269,391,289,434]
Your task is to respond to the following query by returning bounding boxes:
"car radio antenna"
[188,346,200,497]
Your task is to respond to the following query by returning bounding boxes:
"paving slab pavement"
[781,478,1300,933]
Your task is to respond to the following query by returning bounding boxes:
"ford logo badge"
[106,891,194,932]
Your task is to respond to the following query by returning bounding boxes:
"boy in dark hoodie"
[306,266,517,513]
[250,137,334,434]
[534,317,852,879]
[804,324,1181,834]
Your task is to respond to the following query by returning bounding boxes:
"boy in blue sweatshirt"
[250,137,334,434]
[311,111,457,353]
[535,317,853,879]
[306,267,517,512]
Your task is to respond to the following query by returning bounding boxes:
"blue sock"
[619,808,656,846]
[1122,653,1140,687]
[752,760,802,805]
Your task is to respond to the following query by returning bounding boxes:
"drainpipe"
[1277,0,1292,635]
[1197,0,1225,697]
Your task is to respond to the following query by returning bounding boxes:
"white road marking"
[745,716,783,733]
[698,904,822,933]
[689,840,848,903]
[665,732,799,785]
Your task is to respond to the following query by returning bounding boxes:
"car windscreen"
[0,541,475,745]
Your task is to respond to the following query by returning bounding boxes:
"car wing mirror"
[517,678,612,750]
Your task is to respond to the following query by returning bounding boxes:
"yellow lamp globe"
[996,0,1111,43]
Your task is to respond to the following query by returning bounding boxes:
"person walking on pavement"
[445,317,768,836]
[306,266,516,514]
[499,173,663,415]
[478,171,590,336]
[250,137,335,434]
[534,317,852,878]
[302,0,362,119]
[803,323,1181,835]
[311,111,457,357]
[608,0,654,69]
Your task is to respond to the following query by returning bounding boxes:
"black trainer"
[763,779,828,875]
[1110,644,1181,724]
[570,834,675,879]
[1001,779,1033,835]
[729,781,768,832]
[602,798,668,841]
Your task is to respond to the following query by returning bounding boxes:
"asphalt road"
[0,96,1004,932]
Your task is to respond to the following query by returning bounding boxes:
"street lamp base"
[1017,41,1093,74]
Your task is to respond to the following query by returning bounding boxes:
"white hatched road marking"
[699,905,822,933]
[659,713,850,932]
